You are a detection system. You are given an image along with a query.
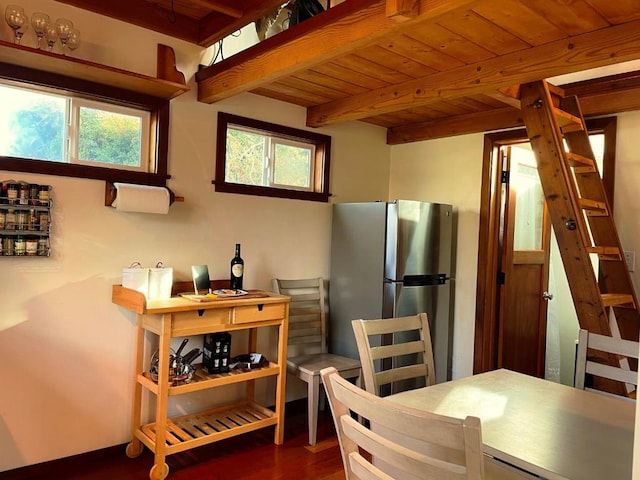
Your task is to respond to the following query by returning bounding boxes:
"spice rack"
[0,180,51,257]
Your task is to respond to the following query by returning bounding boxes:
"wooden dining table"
[387,369,635,480]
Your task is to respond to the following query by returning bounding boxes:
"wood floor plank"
[0,401,344,480]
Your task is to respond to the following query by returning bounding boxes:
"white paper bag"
[122,263,149,296]
[148,266,173,300]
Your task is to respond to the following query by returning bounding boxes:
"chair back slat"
[273,277,327,354]
[574,328,639,398]
[321,367,484,480]
[352,313,436,396]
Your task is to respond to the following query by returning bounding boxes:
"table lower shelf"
[135,401,278,455]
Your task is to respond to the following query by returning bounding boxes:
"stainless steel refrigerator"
[329,200,455,384]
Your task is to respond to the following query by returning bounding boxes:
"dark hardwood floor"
[0,401,345,480]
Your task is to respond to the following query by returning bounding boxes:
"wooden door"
[497,144,551,377]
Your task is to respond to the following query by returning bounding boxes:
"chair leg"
[308,375,320,445]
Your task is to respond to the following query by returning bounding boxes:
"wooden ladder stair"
[520,80,640,396]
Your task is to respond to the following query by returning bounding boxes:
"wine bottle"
[230,243,244,289]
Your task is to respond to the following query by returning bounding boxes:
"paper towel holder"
[104,181,184,207]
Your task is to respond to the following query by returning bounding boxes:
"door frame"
[473,117,617,374]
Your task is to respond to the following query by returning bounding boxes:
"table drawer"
[172,308,231,335]
[232,303,285,324]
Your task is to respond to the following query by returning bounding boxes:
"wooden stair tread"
[579,198,609,216]
[566,152,596,170]
[586,246,622,261]
[600,293,635,307]
[552,107,583,131]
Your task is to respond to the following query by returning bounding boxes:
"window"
[0,83,150,172]
[216,112,331,201]
[0,64,169,186]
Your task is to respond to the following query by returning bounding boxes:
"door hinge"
[497,271,506,285]
[501,171,510,183]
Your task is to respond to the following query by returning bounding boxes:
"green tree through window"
[78,107,141,167]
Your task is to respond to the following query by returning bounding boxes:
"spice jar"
[29,184,39,205]
[26,237,38,256]
[3,236,14,256]
[38,237,48,256]
[39,211,49,231]
[28,209,38,231]
[18,183,29,205]
[7,182,18,203]
[38,185,50,204]
[14,235,25,256]
[16,210,27,230]
[5,208,16,230]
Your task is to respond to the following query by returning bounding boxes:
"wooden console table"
[112,285,289,480]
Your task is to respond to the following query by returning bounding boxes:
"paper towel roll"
[112,183,170,214]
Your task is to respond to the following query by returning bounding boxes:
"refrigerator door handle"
[402,274,448,286]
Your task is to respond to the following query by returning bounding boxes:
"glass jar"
[38,237,48,256]
[7,182,18,203]
[25,237,38,256]
[18,183,30,205]
[29,184,40,205]
[16,210,27,231]
[5,209,16,230]
[38,185,50,204]
[3,236,14,256]
[39,212,49,231]
[14,235,26,256]
[28,209,38,231]
[0,209,5,229]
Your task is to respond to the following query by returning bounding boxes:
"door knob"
[543,291,554,301]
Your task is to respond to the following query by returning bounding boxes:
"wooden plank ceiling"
[194,0,640,144]
[56,0,640,144]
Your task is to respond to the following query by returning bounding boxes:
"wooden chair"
[574,328,639,399]
[320,367,536,480]
[272,277,361,445]
[352,313,436,396]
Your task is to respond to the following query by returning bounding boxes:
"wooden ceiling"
[53,0,285,47]
[56,0,640,144]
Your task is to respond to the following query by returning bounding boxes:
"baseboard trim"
[1,399,310,479]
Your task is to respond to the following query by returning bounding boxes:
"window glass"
[225,127,266,186]
[75,102,148,171]
[0,84,65,162]
[217,112,331,202]
[272,140,313,190]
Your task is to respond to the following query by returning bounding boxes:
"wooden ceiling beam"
[197,0,285,46]
[386,0,420,21]
[387,71,640,144]
[196,0,480,102]
[189,0,242,18]
[387,107,524,144]
[306,19,640,127]
[53,0,200,44]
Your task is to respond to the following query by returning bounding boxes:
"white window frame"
[230,125,316,192]
[269,136,315,192]
[69,97,151,173]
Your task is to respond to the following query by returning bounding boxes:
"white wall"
[389,134,485,379]
[3,0,639,473]
[0,1,389,471]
